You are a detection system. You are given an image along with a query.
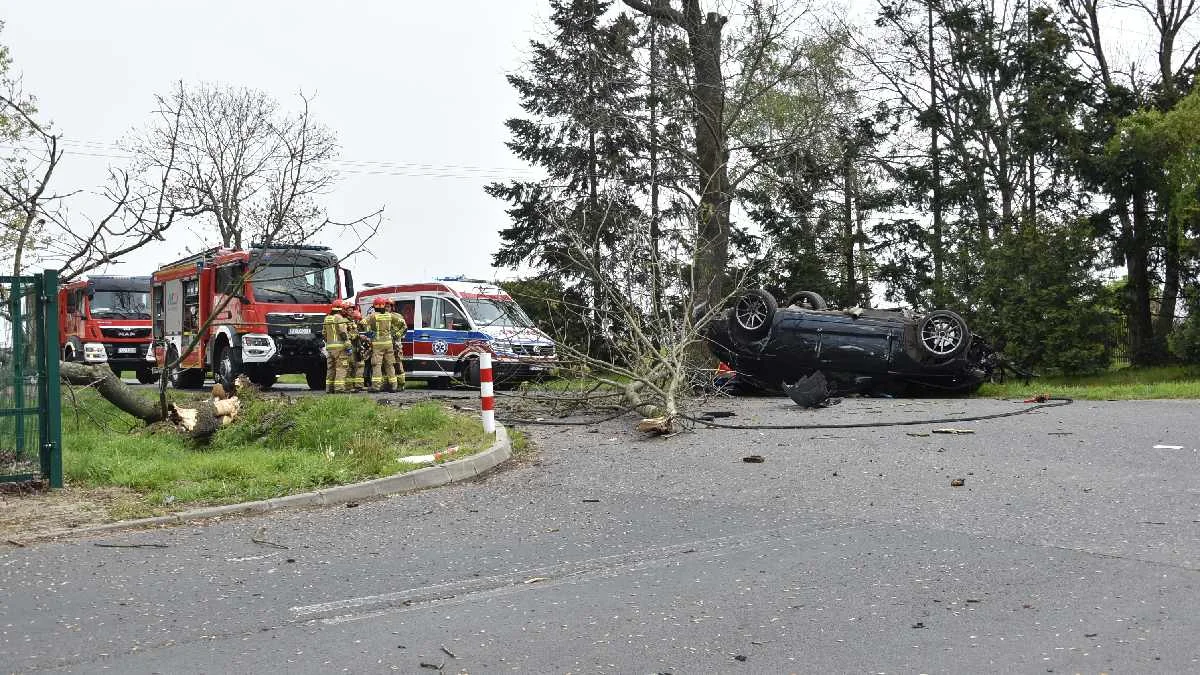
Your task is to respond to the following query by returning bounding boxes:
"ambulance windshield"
[459,298,534,329]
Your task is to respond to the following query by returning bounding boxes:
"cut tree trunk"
[60,361,164,423]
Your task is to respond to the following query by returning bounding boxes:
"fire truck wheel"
[215,342,240,392]
[63,337,83,362]
[167,346,205,390]
[109,364,124,378]
[305,362,327,391]
[136,368,160,385]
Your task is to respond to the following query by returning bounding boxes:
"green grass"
[978,364,1200,400]
[61,388,493,518]
[275,373,428,388]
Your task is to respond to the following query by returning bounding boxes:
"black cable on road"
[678,397,1074,430]
[495,398,1073,429]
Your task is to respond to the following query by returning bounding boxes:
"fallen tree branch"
[60,361,164,423]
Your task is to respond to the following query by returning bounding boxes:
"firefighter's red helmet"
[372,296,392,309]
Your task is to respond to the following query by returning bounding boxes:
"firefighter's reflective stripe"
[368,311,406,346]
[323,313,348,346]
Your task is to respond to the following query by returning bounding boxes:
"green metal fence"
[0,270,62,487]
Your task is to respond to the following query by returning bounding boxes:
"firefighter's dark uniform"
[366,308,406,391]
[323,307,350,393]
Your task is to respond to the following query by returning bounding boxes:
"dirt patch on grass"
[0,486,143,541]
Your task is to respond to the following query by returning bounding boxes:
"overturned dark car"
[704,289,996,396]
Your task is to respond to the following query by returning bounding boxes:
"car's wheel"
[306,361,327,391]
[784,291,828,310]
[730,289,778,341]
[214,341,239,392]
[918,310,971,359]
[462,357,481,388]
[135,367,159,385]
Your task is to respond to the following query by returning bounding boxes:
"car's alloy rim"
[921,317,962,355]
[735,295,769,330]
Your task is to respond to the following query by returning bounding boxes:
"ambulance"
[355,278,556,388]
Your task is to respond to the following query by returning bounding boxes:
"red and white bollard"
[479,352,496,434]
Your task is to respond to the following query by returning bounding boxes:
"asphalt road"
[2,395,1198,673]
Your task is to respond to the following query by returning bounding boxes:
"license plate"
[118,347,136,354]
[288,327,312,335]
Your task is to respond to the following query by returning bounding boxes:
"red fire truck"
[58,275,158,383]
[150,243,354,391]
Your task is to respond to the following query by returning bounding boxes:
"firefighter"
[366,297,406,392]
[322,300,351,393]
[345,306,366,392]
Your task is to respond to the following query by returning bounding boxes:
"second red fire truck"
[150,243,354,390]
[58,275,158,383]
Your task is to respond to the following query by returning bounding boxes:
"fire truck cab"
[58,275,157,383]
[151,243,353,391]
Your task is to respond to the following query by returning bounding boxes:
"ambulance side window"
[420,297,436,329]
[394,300,415,331]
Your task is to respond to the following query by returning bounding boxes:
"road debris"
[5,539,26,547]
[399,446,460,465]
[345,502,359,508]
[932,428,975,435]
[905,432,930,437]
[251,527,289,549]
[912,622,927,629]
[524,576,549,584]
[950,478,966,487]
[582,498,600,503]
[734,654,748,662]
[1023,393,1051,403]
[93,542,169,548]
[1152,444,1183,450]
[440,645,457,659]
[742,455,765,463]
[419,661,443,670]
[782,372,841,408]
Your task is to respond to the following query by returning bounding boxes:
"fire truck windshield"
[90,290,151,320]
[251,263,338,304]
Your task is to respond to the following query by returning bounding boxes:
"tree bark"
[1124,193,1159,364]
[60,361,165,423]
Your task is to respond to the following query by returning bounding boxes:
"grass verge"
[60,388,494,519]
[978,364,1200,400]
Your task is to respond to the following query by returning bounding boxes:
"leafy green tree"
[486,0,645,328]
[974,221,1114,372]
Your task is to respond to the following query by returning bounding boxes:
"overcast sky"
[4,0,550,286]
[1,1,1169,290]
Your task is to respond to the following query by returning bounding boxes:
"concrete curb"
[24,424,511,542]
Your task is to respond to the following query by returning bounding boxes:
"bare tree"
[138,82,340,249]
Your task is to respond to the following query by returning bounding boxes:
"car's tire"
[730,289,778,341]
[306,361,327,391]
[135,367,159,385]
[214,341,239,392]
[462,357,481,388]
[917,310,971,359]
[784,290,828,310]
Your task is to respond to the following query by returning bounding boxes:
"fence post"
[41,269,62,488]
[479,352,495,434]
